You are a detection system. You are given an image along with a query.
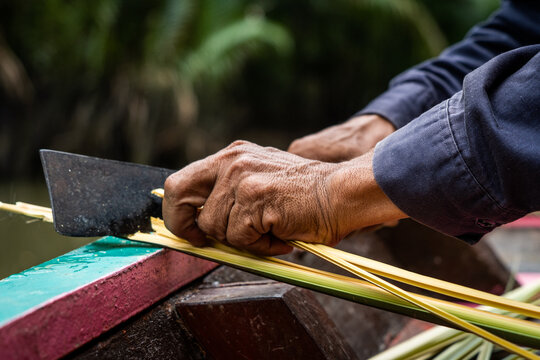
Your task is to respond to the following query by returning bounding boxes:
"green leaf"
[181,16,293,84]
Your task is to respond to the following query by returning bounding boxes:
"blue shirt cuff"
[372,93,526,243]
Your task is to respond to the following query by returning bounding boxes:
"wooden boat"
[3,218,538,359]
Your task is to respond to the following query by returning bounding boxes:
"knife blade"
[40,149,176,237]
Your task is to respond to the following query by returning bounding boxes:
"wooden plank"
[205,266,414,358]
[176,280,358,360]
[68,280,208,360]
[70,277,357,359]
[0,236,217,360]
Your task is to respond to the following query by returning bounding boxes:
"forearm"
[327,149,407,236]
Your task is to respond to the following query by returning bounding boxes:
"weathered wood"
[69,282,208,360]
[205,265,413,359]
[176,280,357,360]
[0,237,217,360]
[70,276,356,360]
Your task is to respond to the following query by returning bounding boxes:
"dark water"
[0,182,92,279]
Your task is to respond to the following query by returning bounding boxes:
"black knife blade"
[40,149,176,237]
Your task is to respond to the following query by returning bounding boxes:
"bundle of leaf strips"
[1,199,539,359]
[371,284,540,360]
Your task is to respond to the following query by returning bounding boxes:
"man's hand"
[288,114,395,162]
[163,140,406,255]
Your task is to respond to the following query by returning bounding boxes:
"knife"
[40,149,176,237]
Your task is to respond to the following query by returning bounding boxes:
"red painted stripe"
[0,249,217,360]
[504,216,540,228]
[516,273,540,286]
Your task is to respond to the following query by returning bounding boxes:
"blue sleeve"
[356,0,540,129]
[373,45,540,243]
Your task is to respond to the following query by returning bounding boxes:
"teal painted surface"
[0,236,160,326]
[0,181,92,279]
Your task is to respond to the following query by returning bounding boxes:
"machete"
[40,149,176,237]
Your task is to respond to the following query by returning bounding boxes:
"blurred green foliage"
[0,0,498,177]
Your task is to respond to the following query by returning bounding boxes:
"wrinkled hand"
[163,141,345,255]
[288,114,395,162]
[163,140,406,255]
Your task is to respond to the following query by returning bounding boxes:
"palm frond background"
[0,0,498,177]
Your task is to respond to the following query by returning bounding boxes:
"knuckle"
[231,154,254,172]
[195,213,210,232]
[243,216,254,230]
[197,215,224,241]
[237,154,253,166]
[261,211,279,233]
[229,140,250,148]
[218,140,265,166]
[226,213,255,246]
[164,174,182,199]
[225,140,251,154]
[238,175,267,199]
[216,141,249,162]
[164,172,192,202]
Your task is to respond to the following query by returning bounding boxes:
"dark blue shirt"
[357,0,540,243]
